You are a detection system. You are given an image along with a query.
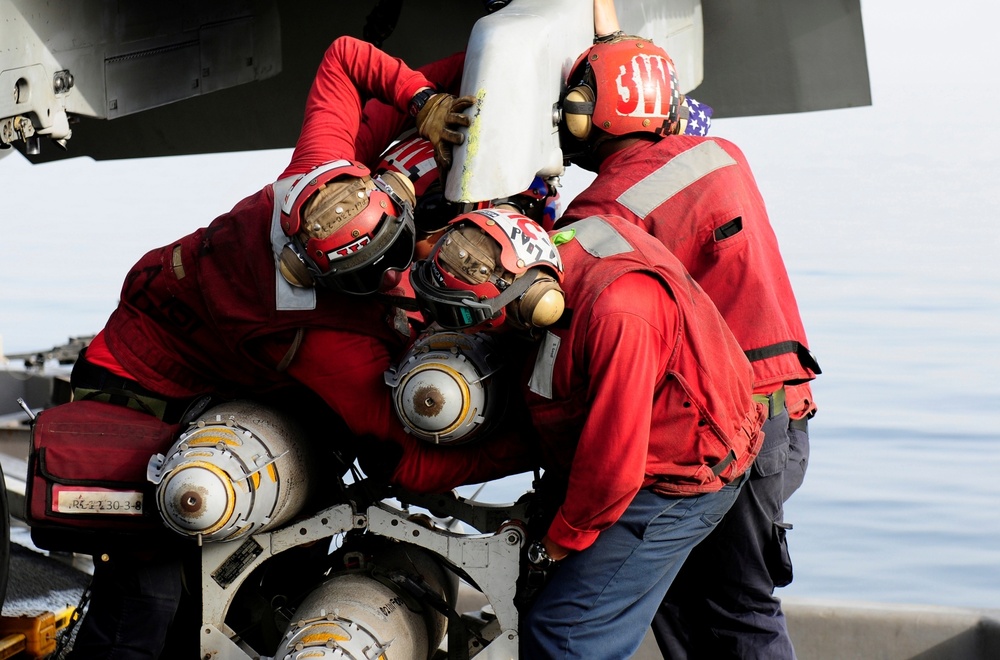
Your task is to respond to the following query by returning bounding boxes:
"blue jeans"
[522,475,746,659]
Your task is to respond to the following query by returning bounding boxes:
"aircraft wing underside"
[1,0,870,198]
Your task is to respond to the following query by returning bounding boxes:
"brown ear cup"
[379,169,417,209]
[563,84,596,140]
[278,244,315,288]
[517,274,565,328]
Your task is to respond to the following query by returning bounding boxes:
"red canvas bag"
[25,399,181,544]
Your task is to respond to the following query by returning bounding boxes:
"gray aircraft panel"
[2,0,870,203]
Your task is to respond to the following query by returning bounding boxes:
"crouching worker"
[410,208,766,659]
[45,35,483,660]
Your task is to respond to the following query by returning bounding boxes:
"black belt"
[752,387,786,420]
[71,352,191,424]
[710,449,737,477]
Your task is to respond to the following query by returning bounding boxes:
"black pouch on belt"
[765,520,794,588]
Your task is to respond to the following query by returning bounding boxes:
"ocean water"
[3,0,1000,613]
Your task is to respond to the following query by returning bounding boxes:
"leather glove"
[415,93,476,171]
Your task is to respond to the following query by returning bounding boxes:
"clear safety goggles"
[409,259,501,330]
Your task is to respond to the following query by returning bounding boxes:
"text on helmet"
[615,54,675,118]
[479,209,562,270]
[327,234,372,261]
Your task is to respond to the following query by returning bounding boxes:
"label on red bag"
[52,485,144,516]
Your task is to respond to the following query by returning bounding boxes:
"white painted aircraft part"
[447,0,704,204]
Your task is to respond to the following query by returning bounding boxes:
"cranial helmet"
[375,132,457,237]
[385,331,506,445]
[410,208,565,333]
[376,135,561,235]
[562,36,682,142]
[278,159,417,294]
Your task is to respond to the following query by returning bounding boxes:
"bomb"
[147,400,315,542]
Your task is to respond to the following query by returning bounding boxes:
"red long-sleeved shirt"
[523,217,763,551]
[355,51,466,168]
[95,37,521,495]
[279,36,433,180]
[547,272,675,550]
[561,136,819,414]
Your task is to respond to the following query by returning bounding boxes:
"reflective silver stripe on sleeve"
[271,177,317,311]
[570,216,633,258]
[528,331,561,400]
[616,141,737,218]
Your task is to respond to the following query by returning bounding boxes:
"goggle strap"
[485,267,543,315]
[373,175,415,218]
[563,98,595,116]
[377,293,421,312]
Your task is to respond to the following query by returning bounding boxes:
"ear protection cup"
[516,273,565,328]
[378,169,417,209]
[563,84,596,140]
[278,244,315,288]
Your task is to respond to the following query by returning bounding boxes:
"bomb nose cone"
[402,370,464,432]
[414,384,446,415]
[180,489,203,513]
[160,463,232,533]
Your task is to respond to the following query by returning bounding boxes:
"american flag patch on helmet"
[682,97,713,136]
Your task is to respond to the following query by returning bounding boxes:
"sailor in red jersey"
[550,4,821,656]
[64,36,509,660]
[410,208,765,659]
[79,36,490,490]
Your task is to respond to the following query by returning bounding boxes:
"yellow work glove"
[415,93,476,171]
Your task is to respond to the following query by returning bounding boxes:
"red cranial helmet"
[374,132,460,237]
[410,208,565,333]
[562,36,681,142]
[375,132,440,197]
[278,159,417,294]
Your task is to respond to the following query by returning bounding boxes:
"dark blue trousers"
[522,476,746,659]
[652,410,804,659]
[67,550,196,660]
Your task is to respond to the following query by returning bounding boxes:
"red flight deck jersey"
[560,136,819,416]
[104,34,432,399]
[99,37,511,494]
[527,215,765,552]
